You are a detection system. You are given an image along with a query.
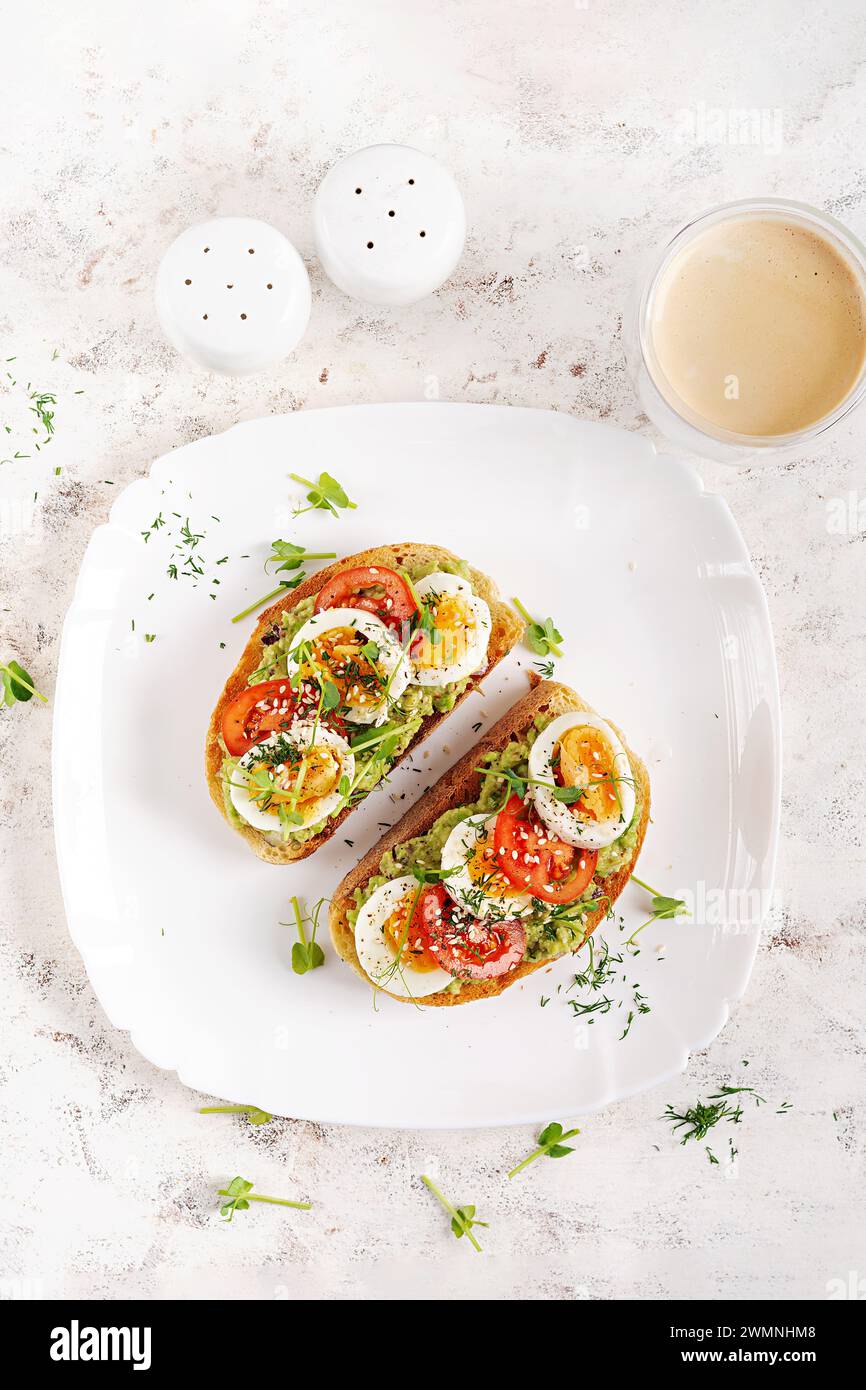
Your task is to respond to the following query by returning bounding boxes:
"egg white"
[411,571,492,687]
[354,875,454,998]
[440,813,534,919]
[528,711,636,850]
[286,607,412,725]
[230,721,354,833]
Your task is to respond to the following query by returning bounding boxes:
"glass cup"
[625,197,866,461]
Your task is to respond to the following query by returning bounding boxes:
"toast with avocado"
[329,678,650,1006]
[205,543,523,863]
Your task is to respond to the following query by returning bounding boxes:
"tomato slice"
[493,794,598,905]
[315,564,418,629]
[414,883,526,980]
[221,680,297,756]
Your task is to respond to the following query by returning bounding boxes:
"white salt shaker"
[312,144,465,306]
[155,217,311,374]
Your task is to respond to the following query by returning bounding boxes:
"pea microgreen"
[231,540,336,623]
[420,1175,487,1252]
[217,1175,311,1221]
[348,721,405,755]
[507,1120,581,1178]
[627,875,688,949]
[320,680,341,712]
[199,1104,273,1126]
[476,764,591,806]
[1,660,47,707]
[290,470,357,519]
[287,895,325,975]
[512,597,564,657]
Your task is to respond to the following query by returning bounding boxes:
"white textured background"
[1,0,864,1301]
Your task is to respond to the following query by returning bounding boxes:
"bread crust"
[205,543,524,863]
[328,678,651,1006]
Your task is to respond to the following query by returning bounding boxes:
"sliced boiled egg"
[440,813,534,919]
[410,572,491,686]
[528,711,636,850]
[230,720,354,832]
[354,875,454,998]
[286,608,411,725]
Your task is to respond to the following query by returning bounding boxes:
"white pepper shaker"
[155,216,311,374]
[313,144,465,306]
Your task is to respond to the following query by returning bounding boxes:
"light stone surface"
[1,0,864,1302]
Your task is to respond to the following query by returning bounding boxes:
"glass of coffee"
[626,198,866,460]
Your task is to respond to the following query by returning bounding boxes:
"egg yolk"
[414,594,476,670]
[557,726,621,822]
[382,897,440,973]
[256,745,341,820]
[301,627,384,712]
[464,826,526,896]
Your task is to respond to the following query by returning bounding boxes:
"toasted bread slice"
[329,678,651,1006]
[205,542,523,863]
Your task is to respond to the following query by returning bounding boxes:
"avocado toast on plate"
[205,542,523,863]
[330,678,650,1005]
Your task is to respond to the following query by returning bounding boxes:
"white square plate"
[53,404,781,1127]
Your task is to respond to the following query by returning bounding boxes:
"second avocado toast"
[330,678,651,1006]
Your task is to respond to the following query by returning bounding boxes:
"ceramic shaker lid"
[313,144,465,306]
[155,217,311,374]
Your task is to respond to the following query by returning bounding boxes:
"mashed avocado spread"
[220,558,474,843]
[349,716,642,963]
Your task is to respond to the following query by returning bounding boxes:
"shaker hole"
[248,248,255,254]
[240,313,247,320]
[419,230,426,237]
[388,210,395,217]
[355,187,362,194]
[267,282,273,289]
[184,278,192,285]
[366,241,374,249]
[408,178,415,185]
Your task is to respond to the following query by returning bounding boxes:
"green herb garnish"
[287,895,325,975]
[1,660,47,707]
[626,876,688,948]
[663,1097,740,1144]
[512,597,563,657]
[217,1175,311,1221]
[420,1175,487,1252]
[231,540,336,623]
[29,388,57,438]
[290,471,357,519]
[507,1120,581,1178]
[409,864,458,886]
[199,1104,273,1126]
[348,720,406,754]
[321,680,341,712]
[476,764,592,805]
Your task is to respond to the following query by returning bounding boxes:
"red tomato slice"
[314,564,418,629]
[493,794,598,905]
[221,680,297,756]
[415,883,526,980]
